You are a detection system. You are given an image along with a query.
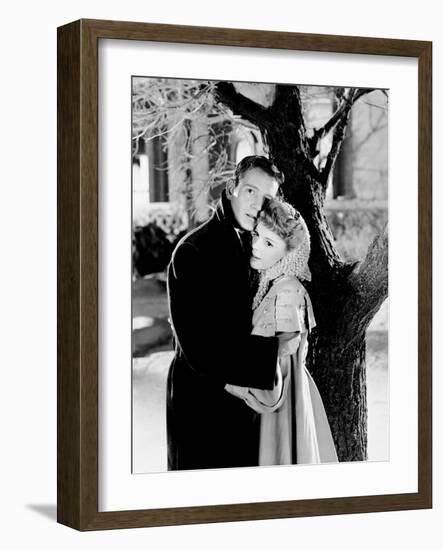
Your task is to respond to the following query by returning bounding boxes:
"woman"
[225,197,338,465]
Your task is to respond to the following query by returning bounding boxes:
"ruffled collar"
[259,249,301,282]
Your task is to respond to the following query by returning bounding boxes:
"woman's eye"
[266,241,273,247]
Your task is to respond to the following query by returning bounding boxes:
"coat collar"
[214,190,252,257]
[215,190,244,232]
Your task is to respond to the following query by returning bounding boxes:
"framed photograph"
[57,19,432,530]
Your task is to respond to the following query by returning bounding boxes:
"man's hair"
[233,155,285,188]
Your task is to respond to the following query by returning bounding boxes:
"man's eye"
[247,188,255,195]
[266,241,273,247]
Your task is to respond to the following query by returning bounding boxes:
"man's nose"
[250,199,261,214]
[252,197,263,214]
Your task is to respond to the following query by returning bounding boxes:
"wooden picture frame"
[57,18,432,530]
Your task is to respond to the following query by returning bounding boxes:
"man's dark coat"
[166,193,279,470]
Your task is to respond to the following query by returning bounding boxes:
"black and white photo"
[131,77,389,473]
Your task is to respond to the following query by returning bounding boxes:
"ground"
[131,275,389,473]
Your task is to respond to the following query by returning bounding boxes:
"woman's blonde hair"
[257,197,310,253]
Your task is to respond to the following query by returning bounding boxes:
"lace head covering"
[252,198,311,310]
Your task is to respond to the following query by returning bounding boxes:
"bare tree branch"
[353,88,376,103]
[213,81,271,129]
[311,95,350,143]
[308,88,371,151]
[320,88,376,186]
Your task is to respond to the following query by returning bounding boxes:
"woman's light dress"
[225,275,338,465]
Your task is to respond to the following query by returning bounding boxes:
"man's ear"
[226,179,235,198]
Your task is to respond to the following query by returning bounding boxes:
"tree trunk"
[308,330,367,461]
[214,82,387,461]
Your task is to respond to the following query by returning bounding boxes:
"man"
[166,155,283,470]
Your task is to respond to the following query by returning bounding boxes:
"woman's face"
[250,221,287,270]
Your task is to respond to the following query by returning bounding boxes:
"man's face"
[228,167,280,231]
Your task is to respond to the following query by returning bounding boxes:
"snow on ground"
[132,299,389,472]
[132,352,174,473]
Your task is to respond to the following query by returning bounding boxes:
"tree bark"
[309,331,368,460]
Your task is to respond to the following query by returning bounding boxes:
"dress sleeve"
[274,284,316,334]
[250,294,276,337]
